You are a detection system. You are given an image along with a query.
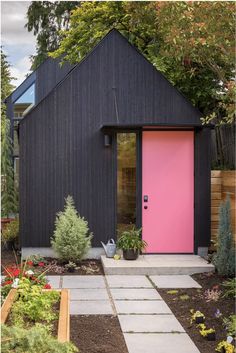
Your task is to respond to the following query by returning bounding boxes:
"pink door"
[142,131,194,253]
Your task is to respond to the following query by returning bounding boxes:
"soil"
[1,249,104,275]
[1,249,20,269]
[70,315,128,353]
[45,258,104,276]
[158,272,235,353]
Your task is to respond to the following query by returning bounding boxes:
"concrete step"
[101,255,214,275]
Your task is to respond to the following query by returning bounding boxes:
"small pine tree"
[213,195,235,277]
[51,195,92,262]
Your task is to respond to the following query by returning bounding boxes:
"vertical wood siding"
[19,30,209,248]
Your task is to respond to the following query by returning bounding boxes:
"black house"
[6,30,211,258]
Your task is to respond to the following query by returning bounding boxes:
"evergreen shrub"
[51,195,92,262]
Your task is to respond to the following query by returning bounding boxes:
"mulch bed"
[158,272,235,353]
[70,315,128,353]
[1,249,104,275]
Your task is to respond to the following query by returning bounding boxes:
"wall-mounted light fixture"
[104,134,112,147]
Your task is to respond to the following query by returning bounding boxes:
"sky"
[1,1,36,87]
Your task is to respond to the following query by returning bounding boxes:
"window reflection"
[117,133,136,233]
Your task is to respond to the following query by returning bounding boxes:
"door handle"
[144,205,148,209]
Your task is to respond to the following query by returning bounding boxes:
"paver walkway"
[46,274,201,353]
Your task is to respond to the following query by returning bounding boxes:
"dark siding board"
[20,29,207,248]
[194,128,211,252]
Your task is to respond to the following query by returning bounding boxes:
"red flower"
[5,267,20,277]
[44,283,51,289]
[2,280,13,286]
[38,262,45,267]
[27,261,33,266]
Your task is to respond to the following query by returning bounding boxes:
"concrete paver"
[70,300,113,315]
[106,275,152,288]
[118,314,185,333]
[46,275,61,288]
[124,333,200,353]
[70,288,109,301]
[150,275,201,288]
[110,288,162,300]
[62,275,106,288]
[114,300,172,314]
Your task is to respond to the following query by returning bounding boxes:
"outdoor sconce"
[104,134,112,147]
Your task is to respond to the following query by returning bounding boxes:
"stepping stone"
[118,314,185,333]
[70,300,113,315]
[115,300,171,314]
[150,275,201,288]
[110,288,162,300]
[106,275,152,288]
[124,333,200,353]
[62,275,106,288]
[46,276,61,288]
[70,288,109,300]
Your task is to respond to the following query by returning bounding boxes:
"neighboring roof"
[19,29,203,127]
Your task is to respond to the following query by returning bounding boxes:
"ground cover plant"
[157,273,235,353]
[1,324,78,353]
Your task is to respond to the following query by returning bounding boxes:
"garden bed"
[157,273,235,353]
[70,315,128,353]
[1,288,70,342]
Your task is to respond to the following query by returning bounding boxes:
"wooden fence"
[211,170,236,245]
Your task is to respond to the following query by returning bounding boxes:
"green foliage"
[51,195,92,262]
[222,278,236,298]
[2,219,19,242]
[117,228,147,251]
[1,324,78,353]
[27,254,47,266]
[223,314,236,337]
[25,1,79,69]
[49,1,235,127]
[1,51,18,217]
[166,290,179,295]
[213,196,235,277]
[9,278,60,328]
[179,294,190,301]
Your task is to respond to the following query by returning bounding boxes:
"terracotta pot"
[123,249,139,260]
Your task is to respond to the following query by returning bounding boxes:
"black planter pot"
[195,316,205,324]
[67,267,75,273]
[4,240,16,251]
[123,249,139,260]
[206,332,216,341]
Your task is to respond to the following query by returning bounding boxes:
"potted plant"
[65,261,77,273]
[117,228,147,260]
[199,324,216,341]
[1,218,19,250]
[190,310,205,324]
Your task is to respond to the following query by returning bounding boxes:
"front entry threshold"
[101,255,214,275]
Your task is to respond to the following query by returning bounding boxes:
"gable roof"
[19,29,203,127]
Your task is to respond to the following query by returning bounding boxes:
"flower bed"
[1,287,70,342]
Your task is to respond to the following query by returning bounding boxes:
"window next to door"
[117,133,136,234]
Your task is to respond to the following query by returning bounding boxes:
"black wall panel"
[19,30,209,249]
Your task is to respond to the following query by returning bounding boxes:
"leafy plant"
[167,290,179,295]
[65,261,77,271]
[51,195,92,262]
[222,278,236,298]
[190,310,205,324]
[2,219,19,242]
[27,254,47,267]
[9,278,60,328]
[117,228,147,251]
[1,324,78,353]
[216,340,235,353]
[198,324,215,337]
[223,315,236,337]
[203,289,222,302]
[213,196,235,277]
[179,294,190,301]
